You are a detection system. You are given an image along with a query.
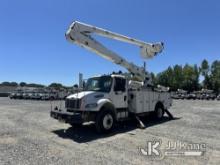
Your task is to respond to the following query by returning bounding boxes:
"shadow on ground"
[52,115,181,143]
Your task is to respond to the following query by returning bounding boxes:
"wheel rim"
[157,108,163,118]
[103,114,113,130]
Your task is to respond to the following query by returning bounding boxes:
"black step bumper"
[50,110,83,124]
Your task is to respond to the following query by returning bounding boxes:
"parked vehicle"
[51,21,173,133]
[31,92,42,100]
[9,92,16,99]
[173,89,187,99]
[13,91,23,99]
[186,93,196,100]
[217,95,220,100]
[22,92,33,99]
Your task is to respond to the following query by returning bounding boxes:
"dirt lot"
[0,97,220,165]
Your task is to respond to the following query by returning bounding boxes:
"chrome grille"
[65,99,81,109]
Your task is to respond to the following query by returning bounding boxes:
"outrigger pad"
[135,116,146,129]
[164,109,174,119]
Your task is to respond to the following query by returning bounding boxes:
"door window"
[114,77,126,92]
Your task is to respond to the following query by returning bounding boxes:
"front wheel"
[95,109,115,133]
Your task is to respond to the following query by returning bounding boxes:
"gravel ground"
[0,97,220,165]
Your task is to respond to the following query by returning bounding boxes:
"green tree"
[73,84,78,88]
[156,66,173,89]
[192,64,200,91]
[0,81,18,86]
[19,82,27,87]
[200,59,211,88]
[182,64,196,92]
[210,60,220,93]
[156,71,168,87]
[172,65,183,90]
[48,83,63,89]
[151,59,219,93]
[26,83,45,88]
[10,82,18,86]
[200,59,209,76]
[166,66,174,88]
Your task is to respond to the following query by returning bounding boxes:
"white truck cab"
[65,74,127,111]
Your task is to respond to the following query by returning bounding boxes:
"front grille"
[65,99,81,109]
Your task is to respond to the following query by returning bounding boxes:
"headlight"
[85,103,98,108]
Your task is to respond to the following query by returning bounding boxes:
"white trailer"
[50,21,173,133]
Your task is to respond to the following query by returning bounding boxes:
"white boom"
[65,21,164,84]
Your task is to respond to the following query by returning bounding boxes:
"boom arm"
[65,21,164,83]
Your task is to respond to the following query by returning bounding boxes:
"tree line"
[1,59,219,93]
[0,82,70,89]
[151,59,220,93]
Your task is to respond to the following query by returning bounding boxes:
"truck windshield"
[85,76,112,92]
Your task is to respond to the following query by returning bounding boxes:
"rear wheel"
[95,109,115,133]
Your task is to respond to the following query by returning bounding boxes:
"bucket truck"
[50,21,173,133]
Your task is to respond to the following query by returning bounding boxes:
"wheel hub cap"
[103,114,113,130]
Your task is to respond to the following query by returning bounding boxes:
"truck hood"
[67,91,105,99]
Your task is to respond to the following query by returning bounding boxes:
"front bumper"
[50,110,83,124]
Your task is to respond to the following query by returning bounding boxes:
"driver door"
[110,77,127,108]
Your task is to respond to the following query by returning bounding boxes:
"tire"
[95,109,115,133]
[154,104,164,120]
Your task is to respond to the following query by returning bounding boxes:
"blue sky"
[0,0,220,86]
